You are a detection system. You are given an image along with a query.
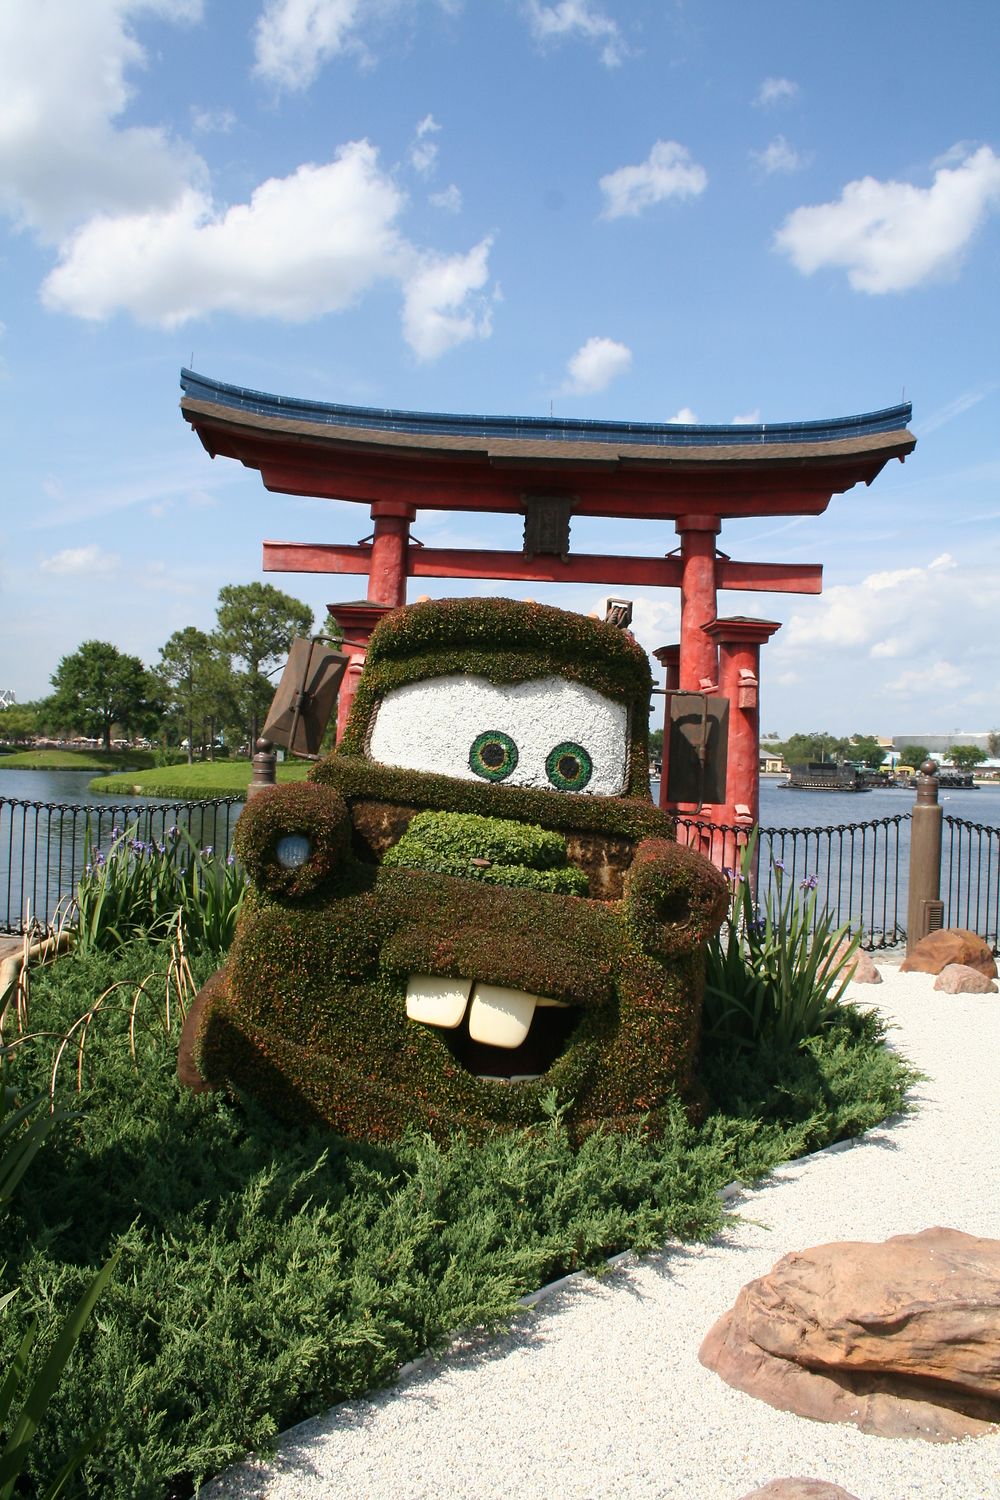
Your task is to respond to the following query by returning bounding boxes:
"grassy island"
[0,748,162,772]
[88,760,312,798]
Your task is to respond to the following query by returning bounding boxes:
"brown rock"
[832,941,881,984]
[738,1484,861,1500]
[699,1227,1000,1441]
[933,963,998,995]
[900,927,997,978]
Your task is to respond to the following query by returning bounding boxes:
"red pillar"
[326,600,396,742]
[676,515,720,692]
[652,643,680,691]
[705,616,780,866]
[368,500,415,607]
[325,501,414,742]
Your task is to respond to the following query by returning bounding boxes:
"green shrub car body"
[179,598,726,1142]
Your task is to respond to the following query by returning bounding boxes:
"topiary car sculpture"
[178,597,727,1143]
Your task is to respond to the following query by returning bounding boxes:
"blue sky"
[1,0,998,737]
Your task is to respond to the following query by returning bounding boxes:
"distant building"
[893,732,993,753]
[0,690,15,709]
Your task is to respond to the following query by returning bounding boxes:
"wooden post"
[907,759,943,951]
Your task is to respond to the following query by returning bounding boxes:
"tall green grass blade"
[0,1318,36,1430]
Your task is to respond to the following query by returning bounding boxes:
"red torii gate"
[180,370,914,837]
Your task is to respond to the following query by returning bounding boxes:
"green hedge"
[381,810,589,895]
[0,939,917,1500]
[192,781,727,1143]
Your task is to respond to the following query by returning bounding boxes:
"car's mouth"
[405,974,581,1083]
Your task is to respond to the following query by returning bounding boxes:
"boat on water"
[781,761,870,792]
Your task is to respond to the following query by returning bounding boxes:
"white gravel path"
[200,964,1000,1500]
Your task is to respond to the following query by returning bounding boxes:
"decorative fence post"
[246,738,277,799]
[906,759,944,952]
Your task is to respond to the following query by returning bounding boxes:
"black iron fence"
[4,792,1000,952]
[675,815,909,949]
[1,796,243,935]
[943,814,1000,951]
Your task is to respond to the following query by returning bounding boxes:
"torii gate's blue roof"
[180,369,911,451]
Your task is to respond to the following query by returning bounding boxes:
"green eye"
[546,742,592,792]
[470,730,519,782]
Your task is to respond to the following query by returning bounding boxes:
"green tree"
[849,735,886,769]
[215,584,313,748]
[0,702,40,744]
[778,731,849,766]
[947,744,984,770]
[156,628,239,765]
[988,729,1000,759]
[45,642,160,752]
[896,743,931,771]
[319,611,344,645]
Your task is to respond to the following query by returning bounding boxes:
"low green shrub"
[0,1055,69,1213]
[0,938,916,1499]
[381,810,589,895]
[1,1048,119,1499]
[703,832,858,1053]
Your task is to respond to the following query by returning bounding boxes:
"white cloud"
[774,145,1000,293]
[668,407,697,424]
[42,135,493,356]
[401,236,494,360]
[884,660,972,698]
[870,637,903,659]
[755,76,799,108]
[0,0,206,239]
[39,544,120,576]
[756,552,1000,726]
[751,135,802,175]
[562,336,632,395]
[430,183,462,213]
[523,1,627,67]
[4,4,492,358]
[410,114,441,176]
[42,143,409,325]
[599,140,707,220]
[252,0,364,92]
[918,386,994,436]
[777,556,970,661]
[733,408,761,424]
[191,106,236,134]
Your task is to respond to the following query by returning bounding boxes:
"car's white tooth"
[406,974,472,1029]
[468,984,539,1048]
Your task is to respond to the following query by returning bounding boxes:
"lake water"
[0,766,243,933]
